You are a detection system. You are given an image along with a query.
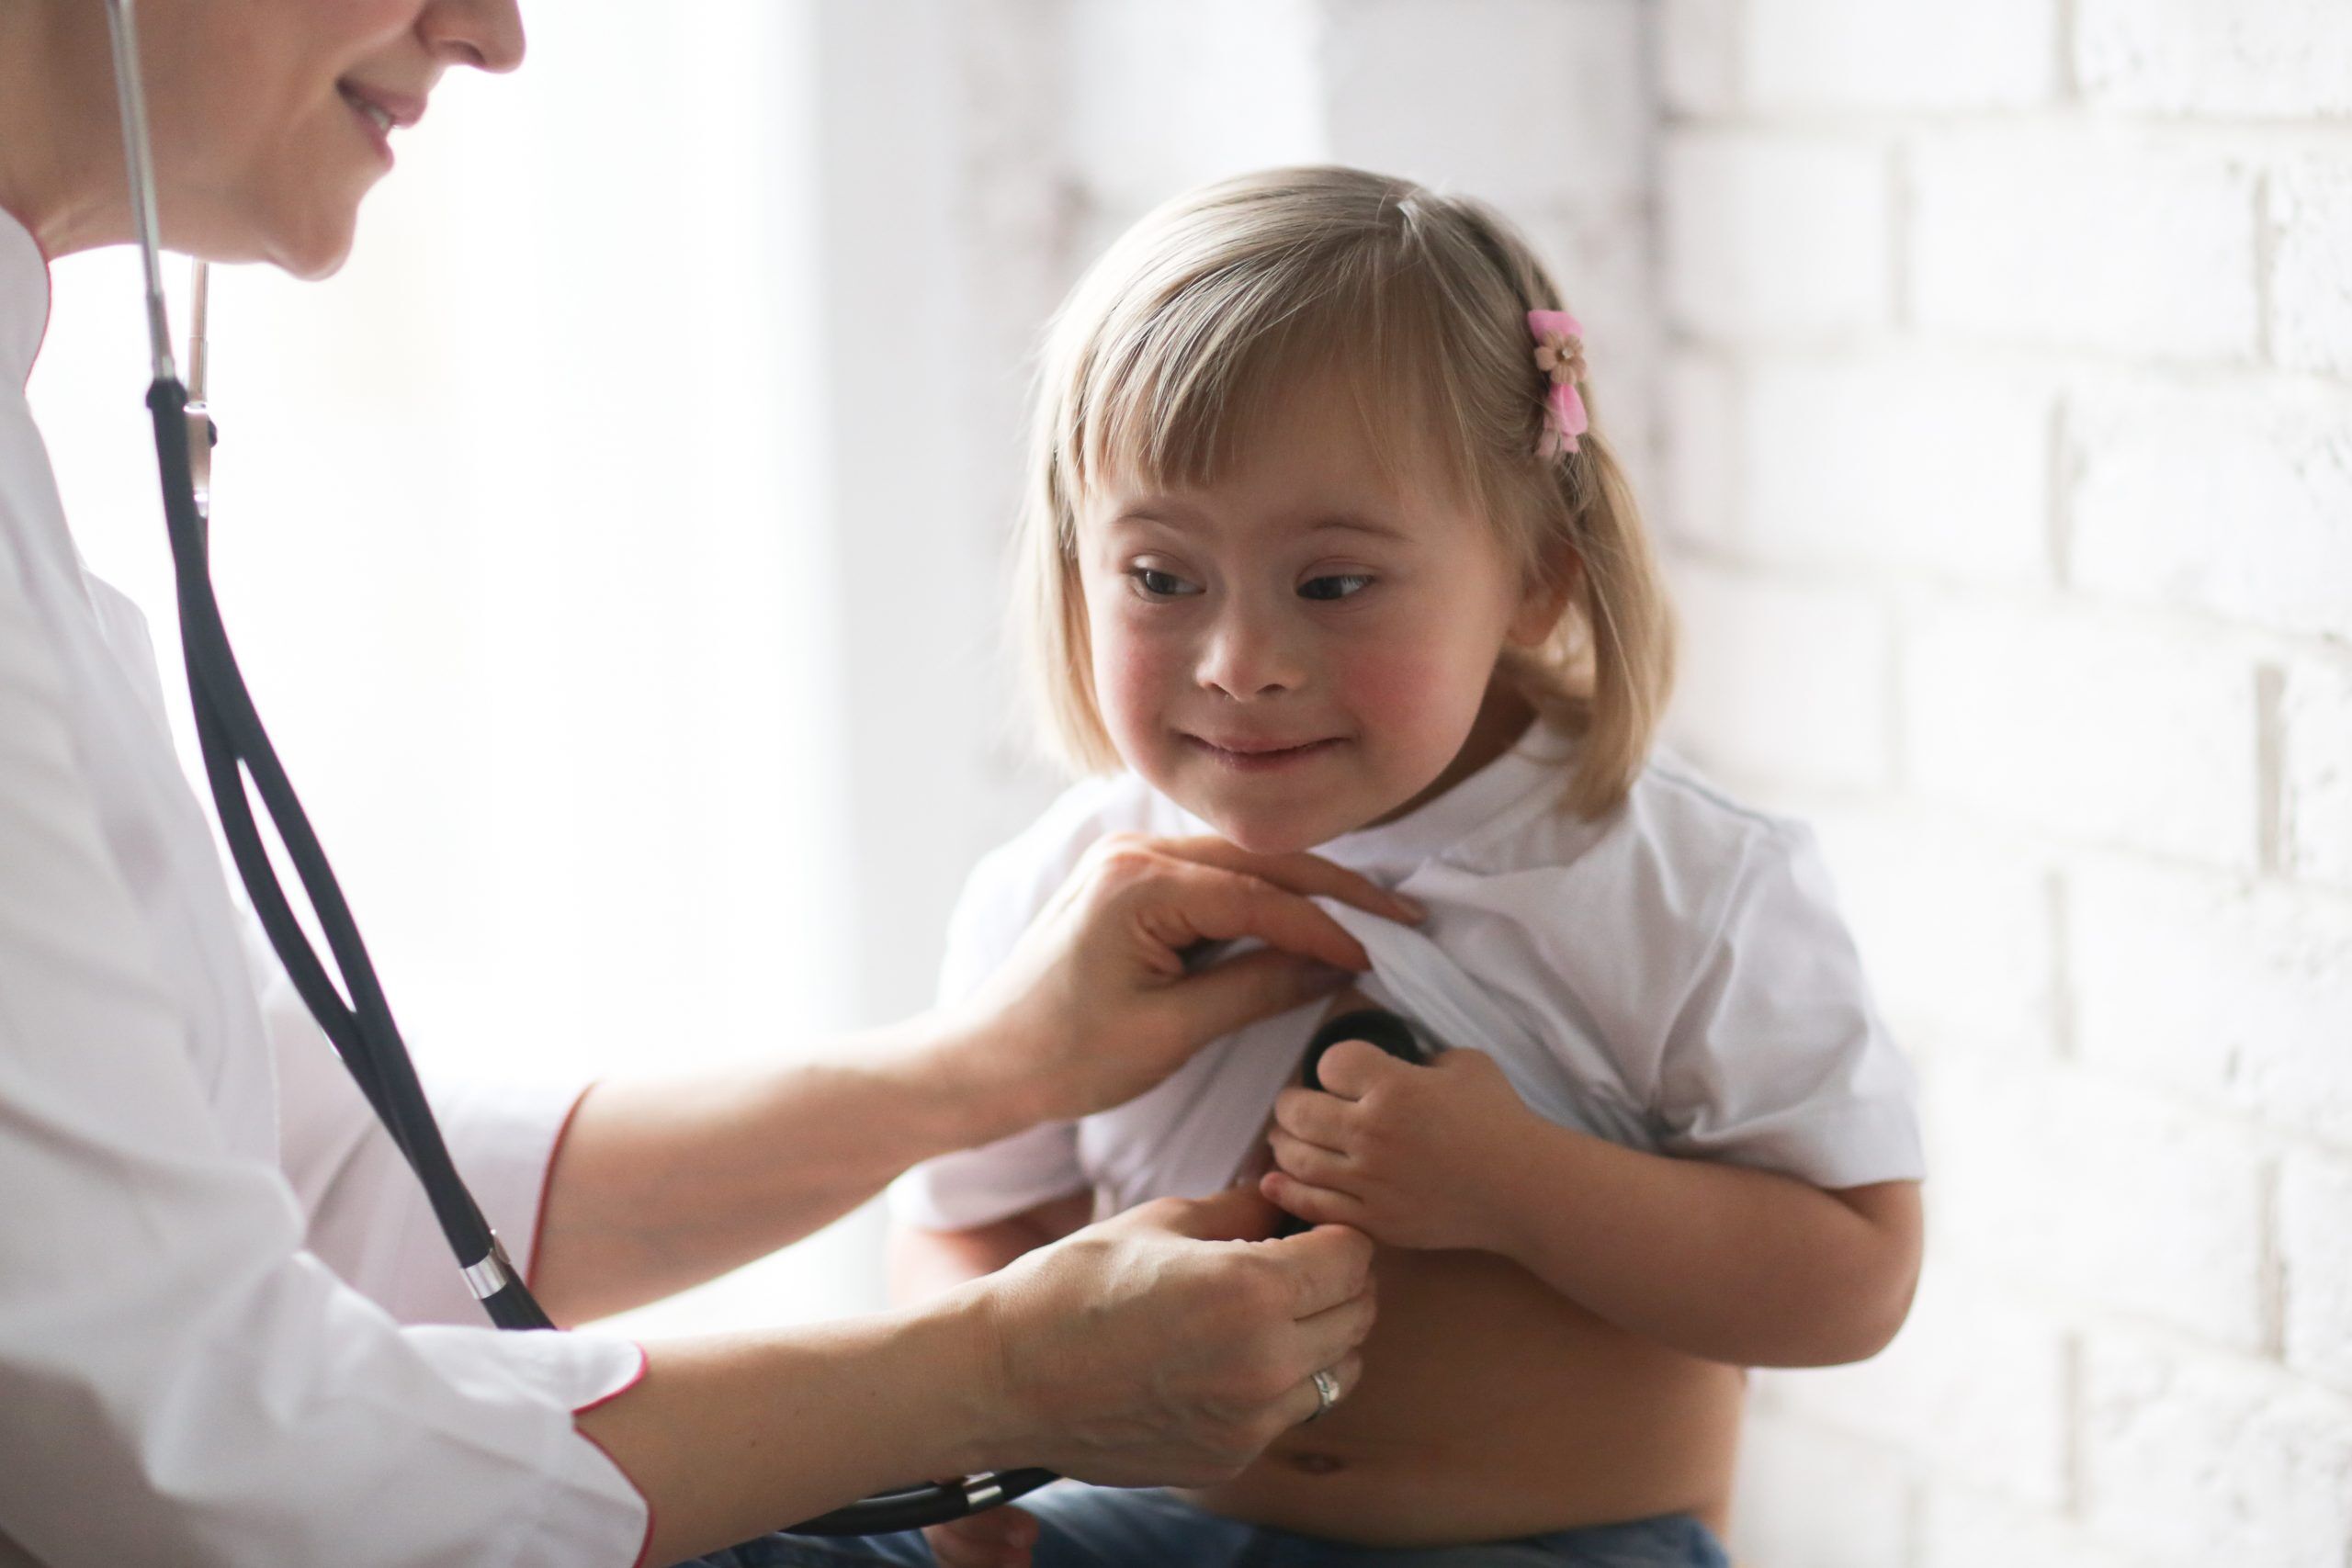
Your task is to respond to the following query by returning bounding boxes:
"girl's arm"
[1261,1041,1922,1368]
[888,1190,1097,1303]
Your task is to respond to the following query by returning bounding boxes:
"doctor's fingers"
[1149,836,1425,926]
[1168,948,1363,1047]
[1137,858,1374,974]
[1277,1349,1367,1429]
[1252,1214,1376,1318]
[1292,1289,1378,1371]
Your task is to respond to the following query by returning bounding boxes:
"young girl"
[764,165,1925,1568]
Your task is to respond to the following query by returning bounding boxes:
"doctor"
[0,2,1392,1564]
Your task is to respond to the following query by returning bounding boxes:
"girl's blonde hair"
[1013,164,1676,820]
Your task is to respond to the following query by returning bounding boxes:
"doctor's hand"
[950,834,1423,1128]
[970,1182,1374,1489]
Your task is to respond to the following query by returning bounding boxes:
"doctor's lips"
[337,82,426,160]
[1181,732,1347,772]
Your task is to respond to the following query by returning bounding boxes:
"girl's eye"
[1128,566,1202,599]
[1298,573,1374,603]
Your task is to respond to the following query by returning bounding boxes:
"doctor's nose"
[1195,611,1306,701]
[418,0,527,74]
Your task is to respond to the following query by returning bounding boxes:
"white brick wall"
[2076,0,2352,118]
[2281,1149,2352,1393]
[1658,1,2352,1563]
[1909,130,2261,361]
[2068,376,2352,643]
[2070,860,2352,1149]
[1666,559,1896,793]
[1808,809,2059,1060]
[1902,598,2262,869]
[1928,1053,2271,1349]
[2079,1332,2352,1566]
[1745,0,2060,111]
[2278,654,2352,891]
[1666,133,1895,341]
[2273,156,2352,378]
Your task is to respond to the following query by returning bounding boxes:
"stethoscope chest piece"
[1300,1007,1434,1089]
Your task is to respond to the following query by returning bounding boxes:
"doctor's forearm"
[529,1012,1032,1324]
[577,1293,1006,1562]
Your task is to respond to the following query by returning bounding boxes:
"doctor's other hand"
[951,834,1425,1127]
[970,1182,1374,1489]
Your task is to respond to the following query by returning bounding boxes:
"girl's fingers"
[1268,1126,1351,1189]
[1304,1038,1404,1100]
[1260,1170,1367,1232]
[1272,1085,1353,1146]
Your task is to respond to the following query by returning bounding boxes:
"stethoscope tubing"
[98,0,1054,1535]
[146,371,1060,1536]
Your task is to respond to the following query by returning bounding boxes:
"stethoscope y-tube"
[96,0,1050,1536]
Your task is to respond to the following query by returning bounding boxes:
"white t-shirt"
[891,724,1924,1234]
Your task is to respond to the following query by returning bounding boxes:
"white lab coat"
[0,210,651,1565]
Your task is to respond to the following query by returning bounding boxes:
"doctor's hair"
[1012,164,1676,820]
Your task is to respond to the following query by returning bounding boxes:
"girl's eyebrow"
[1306,513,1411,542]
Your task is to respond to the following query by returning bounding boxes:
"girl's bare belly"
[1178,1242,1745,1549]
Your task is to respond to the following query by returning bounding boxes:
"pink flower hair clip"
[1528,309,1589,459]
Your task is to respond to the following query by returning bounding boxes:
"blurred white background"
[28,2,2352,1562]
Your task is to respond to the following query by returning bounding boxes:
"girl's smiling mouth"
[1182,734,1348,773]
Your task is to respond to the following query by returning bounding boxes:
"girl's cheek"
[1093,619,1183,745]
[1332,640,1452,728]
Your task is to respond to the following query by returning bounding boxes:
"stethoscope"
[93,0,1051,1538]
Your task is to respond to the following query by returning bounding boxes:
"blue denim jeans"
[684,1483,1731,1568]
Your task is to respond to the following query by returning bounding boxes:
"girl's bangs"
[1068,248,1484,511]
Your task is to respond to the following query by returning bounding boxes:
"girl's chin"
[1183,802,1353,857]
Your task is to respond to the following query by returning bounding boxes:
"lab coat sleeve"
[0,548,650,1565]
[258,926,597,1326]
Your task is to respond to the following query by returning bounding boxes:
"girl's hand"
[950,834,1424,1127]
[1260,1039,1541,1255]
[923,1504,1038,1568]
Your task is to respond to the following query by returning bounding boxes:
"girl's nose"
[1195,609,1306,700]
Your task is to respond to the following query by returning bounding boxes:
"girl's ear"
[1507,540,1580,648]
